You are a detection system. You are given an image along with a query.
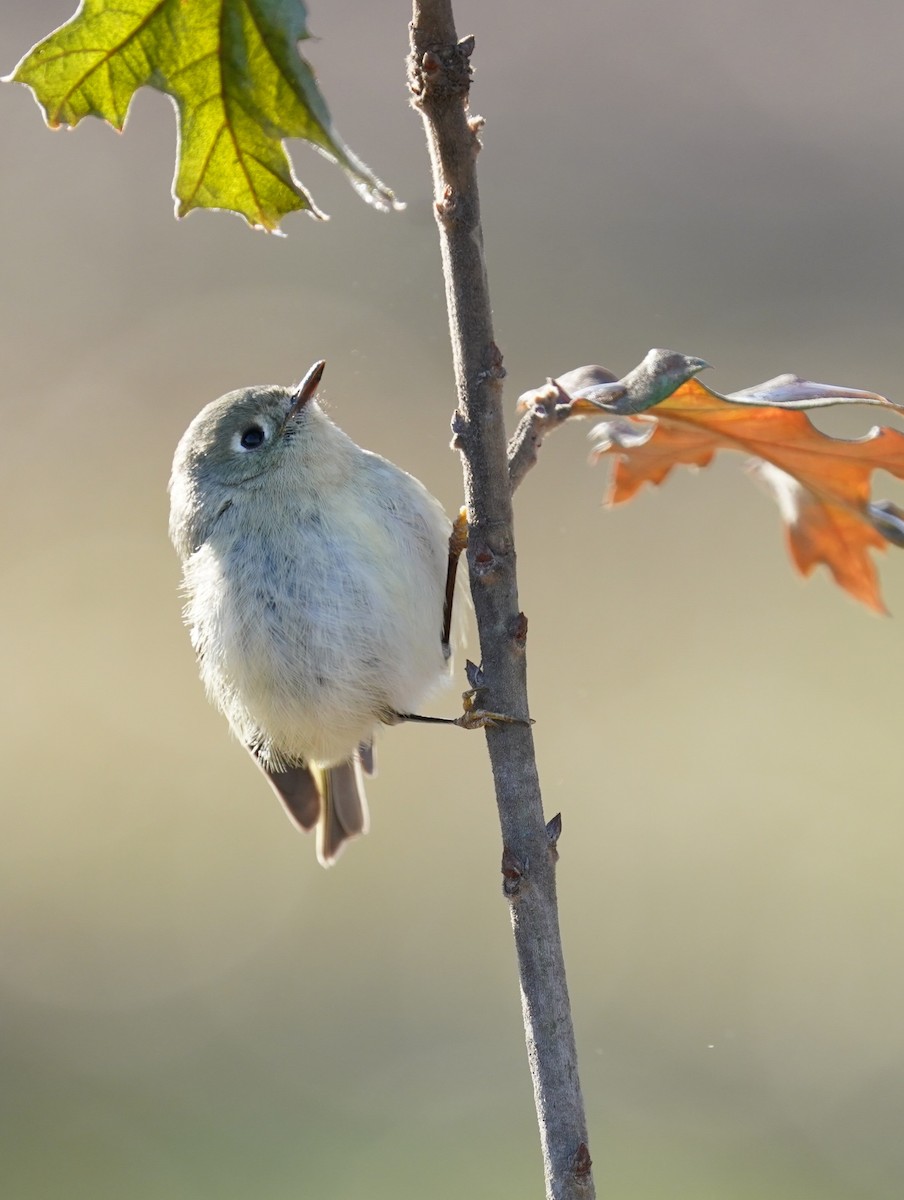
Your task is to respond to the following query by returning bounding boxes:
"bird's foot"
[452,687,533,730]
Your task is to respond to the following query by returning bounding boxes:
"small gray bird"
[169,362,454,866]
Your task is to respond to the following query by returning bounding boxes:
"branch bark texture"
[408,6,594,1197]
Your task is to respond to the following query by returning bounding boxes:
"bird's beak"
[286,360,325,420]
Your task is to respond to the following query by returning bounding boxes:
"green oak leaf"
[5,0,400,231]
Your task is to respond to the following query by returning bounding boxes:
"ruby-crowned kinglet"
[169,361,453,866]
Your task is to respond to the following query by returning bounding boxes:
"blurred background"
[4,1,904,1196]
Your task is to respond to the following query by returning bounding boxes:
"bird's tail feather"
[318,759,369,866]
[258,752,369,867]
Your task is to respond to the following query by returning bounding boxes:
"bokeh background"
[4,2,904,1196]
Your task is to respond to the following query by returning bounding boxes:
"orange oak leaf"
[748,462,904,613]
[521,353,904,612]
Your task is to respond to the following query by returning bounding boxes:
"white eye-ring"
[233,422,269,452]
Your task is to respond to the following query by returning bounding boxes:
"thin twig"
[408,5,595,1197]
[508,370,618,494]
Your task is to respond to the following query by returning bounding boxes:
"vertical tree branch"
[408,6,595,1197]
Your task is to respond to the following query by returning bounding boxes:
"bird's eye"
[240,425,266,450]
